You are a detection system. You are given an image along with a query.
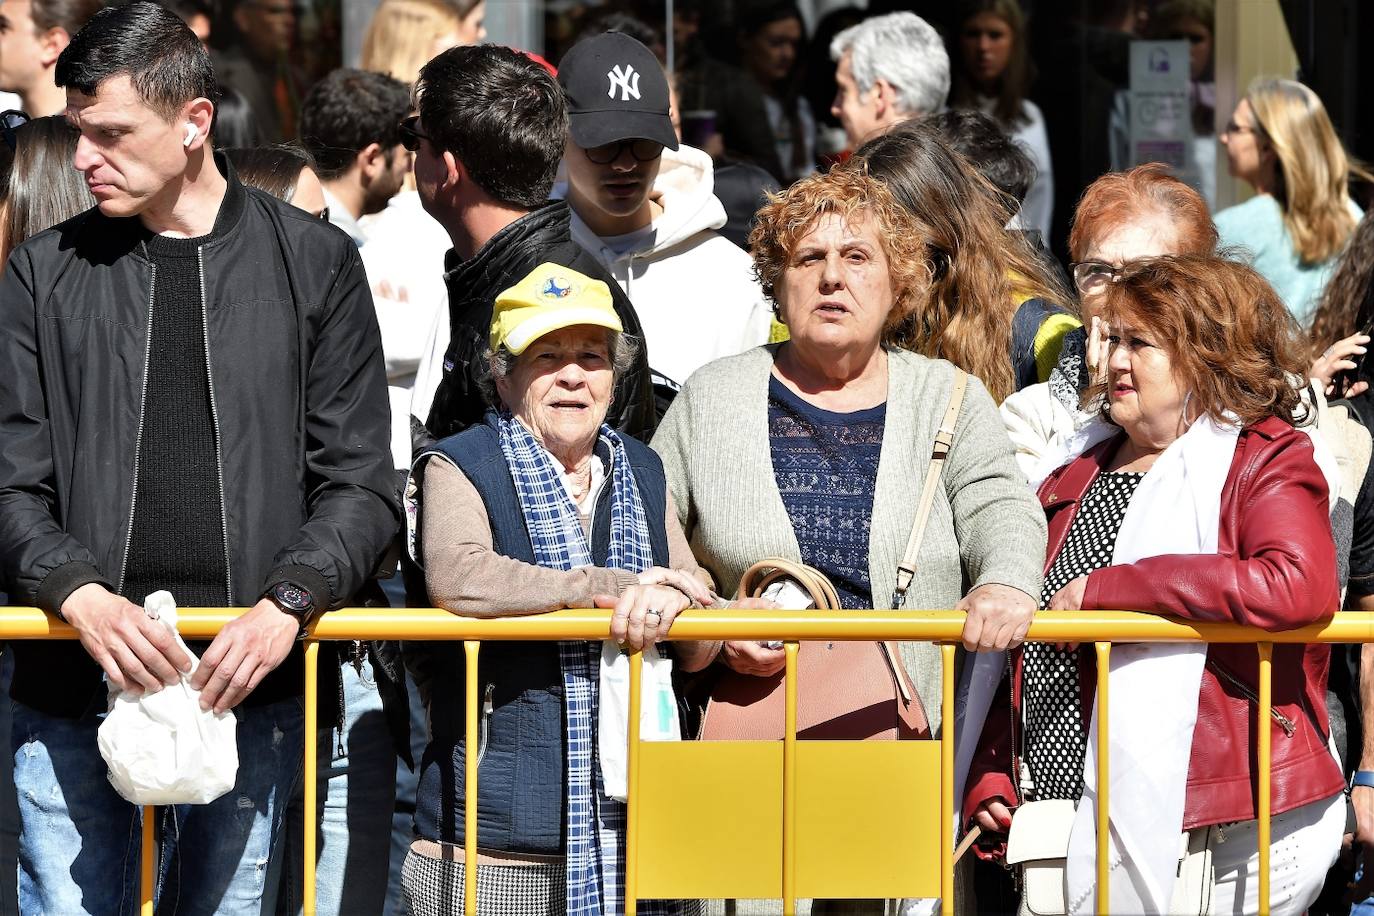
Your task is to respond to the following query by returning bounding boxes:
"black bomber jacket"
[0,159,401,717]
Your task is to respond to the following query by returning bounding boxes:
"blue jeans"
[0,650,18,914]
[13,694,303,916]
[278,652,396,916]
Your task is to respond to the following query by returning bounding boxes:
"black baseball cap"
[557,32,679,152]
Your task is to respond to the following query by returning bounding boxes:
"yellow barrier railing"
[5,606,1372,915]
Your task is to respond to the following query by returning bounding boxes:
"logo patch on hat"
[607,64,641,102]
[541,276,573,299]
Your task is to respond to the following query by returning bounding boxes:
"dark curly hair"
[1307,208,1374,361]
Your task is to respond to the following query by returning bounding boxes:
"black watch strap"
[268,581,315,638]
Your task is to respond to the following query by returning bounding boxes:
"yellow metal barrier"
[5,606,1372,915]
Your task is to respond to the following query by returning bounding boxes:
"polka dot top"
[1023,470,1146,801]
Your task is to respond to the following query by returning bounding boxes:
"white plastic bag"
[598,640,681,802]
[97,591,239,805]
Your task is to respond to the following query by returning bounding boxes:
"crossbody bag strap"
[890,368,968,610]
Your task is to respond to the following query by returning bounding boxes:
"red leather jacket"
[965,418,1343,850]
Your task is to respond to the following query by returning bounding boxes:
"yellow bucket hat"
[490,263,623,355]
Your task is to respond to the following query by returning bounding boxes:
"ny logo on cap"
[607,64,641,102]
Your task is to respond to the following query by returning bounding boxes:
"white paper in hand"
[599,641,681,802]
[97,591,239,805]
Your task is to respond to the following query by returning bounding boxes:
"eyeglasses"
[1,109,30,152]
[1070,260,1125,294]
[398,115,431,153]
[584,138,663,165]
[1221,119,1258,137]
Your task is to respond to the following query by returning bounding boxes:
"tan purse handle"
[737,558,913,703]
[891,369,968,609]
[738,558,842,610]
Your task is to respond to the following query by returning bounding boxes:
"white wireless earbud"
[183,122,197,147]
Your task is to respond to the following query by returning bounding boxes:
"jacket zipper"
[476,683,494,766]
[1207,658,1296,737]
[196,248,233,605]
[116,265,158,594]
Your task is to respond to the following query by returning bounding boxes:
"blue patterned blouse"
[767,376,886,609]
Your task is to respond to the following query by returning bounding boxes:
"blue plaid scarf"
[499,413,677,916]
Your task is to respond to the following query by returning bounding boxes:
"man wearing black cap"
[406,44,656,446]
[556,31,771,399]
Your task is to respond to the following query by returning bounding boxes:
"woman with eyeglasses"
[999,163,1218,480]
[967,254,1345,916]
[1215,78,1369,327]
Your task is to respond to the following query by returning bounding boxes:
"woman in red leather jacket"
[966,255,1345,916]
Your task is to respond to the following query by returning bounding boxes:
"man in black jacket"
[405,44,657,449]
[0,3,398,910]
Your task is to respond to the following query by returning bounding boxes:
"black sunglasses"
[398,115,430,153]
[1,109,30,152]
[584,138,663,165]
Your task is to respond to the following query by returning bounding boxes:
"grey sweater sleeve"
[945,376,1047,601]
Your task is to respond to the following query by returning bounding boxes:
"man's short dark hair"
[31,0,104,37]
[56,1,215,122]
[416,45,568,210]
[298,68,411,181]
[925,108,1036,205]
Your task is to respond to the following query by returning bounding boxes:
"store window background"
[209,0,1371,250]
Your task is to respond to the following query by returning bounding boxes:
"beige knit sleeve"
[419,458,638,616]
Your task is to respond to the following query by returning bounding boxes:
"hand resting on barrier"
[957,583,1036,652]
[190,598,300,714]
[61,582,192,696]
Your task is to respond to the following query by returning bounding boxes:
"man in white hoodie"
[556,31,773,396]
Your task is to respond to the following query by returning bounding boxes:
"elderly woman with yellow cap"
[401,263,712,916]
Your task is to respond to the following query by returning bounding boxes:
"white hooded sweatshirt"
[554,144,774,391]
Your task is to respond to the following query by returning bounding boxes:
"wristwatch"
[1352,771,1374,790]
[268,582,315,639]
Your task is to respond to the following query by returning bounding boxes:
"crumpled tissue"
[96,591,239,805]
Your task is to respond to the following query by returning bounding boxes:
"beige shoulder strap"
[890,369,968,609]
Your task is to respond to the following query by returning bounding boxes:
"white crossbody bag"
[1005,798,1215,916]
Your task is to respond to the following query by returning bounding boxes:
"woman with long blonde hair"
[359,0,488,474]
[1216,77,1368,325]
[361,0,485,85]
[848,118,1074,403]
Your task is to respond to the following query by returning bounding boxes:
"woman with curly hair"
[967,255,1345,916]
[848,118,1074,404]
[652,167,1047,776]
